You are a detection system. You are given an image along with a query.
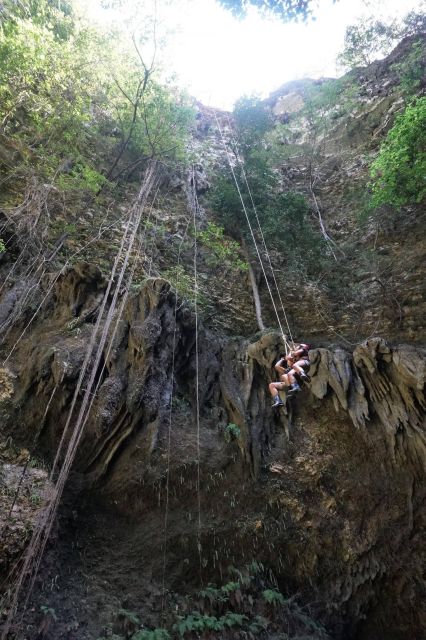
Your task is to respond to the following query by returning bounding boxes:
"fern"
[118,608,140,625]
[198,584,226,603]
[262,589,286,605]
[221,612,248,627]
[221,581,240,595]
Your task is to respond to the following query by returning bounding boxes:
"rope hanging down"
[213,111,293,353]
[1,163,159,640]
[188,165,203,584]
[225,114,295,348]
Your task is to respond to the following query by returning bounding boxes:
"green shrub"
[370,97,426,208]
[118,608,140,625]
[392,39,426,96]
[198,222,248,271]
[40,605,57,620]
[163,265,193,300]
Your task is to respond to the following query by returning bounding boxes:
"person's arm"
[275,358,286,374]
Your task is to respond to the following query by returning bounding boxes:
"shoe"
[287,383,301,395]
[272,397,284,407]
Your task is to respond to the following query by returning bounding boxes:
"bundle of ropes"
[1,161,160,639]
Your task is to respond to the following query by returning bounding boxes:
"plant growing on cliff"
[198,222,248,272]
[209,96,326,329]
[173,611,248,637]
[370,97,426,208]
[262,588,286,605]
[0,0,193,194]
[392,39,426,97]
[337,10,426,71]
[223,423,241,443]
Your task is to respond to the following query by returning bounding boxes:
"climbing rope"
[160,214,193,621]
[213,111,293,353]
[0,163,159,640]
[188,165,203,584]
[225,114,295,348]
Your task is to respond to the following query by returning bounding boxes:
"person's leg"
[269,382,281,399]
[269,382,285,406]
[291,359,309,380]
[287,370,301,394]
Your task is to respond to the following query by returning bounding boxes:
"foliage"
[233,95,274,150]
[0,0,193,196]
[392,38,426,96]
[162,264,207,308]
[56,164,107,194]
[370,98,426,208]
[0,238,5,253]
[263,589,286,605]
[337,18,398,69]
[218,0,324,22]
[131,629,170,640]
[173,611,248,637]
[209,96,325,273]
[198,222,248,271]
[337,10,426,71]
[223,423,241,443]
[40,605,57,621]
[118,608,140,625]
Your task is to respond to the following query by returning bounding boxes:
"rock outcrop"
[0,269,424,639]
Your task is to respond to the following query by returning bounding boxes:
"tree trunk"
[242,239,264,332]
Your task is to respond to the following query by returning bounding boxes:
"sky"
[86,0,425,109]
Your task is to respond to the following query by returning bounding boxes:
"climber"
[269,353,294,408]
[287,343,311,391]
[269,344,311,407]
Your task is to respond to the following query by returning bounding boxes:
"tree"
[0,0,193,193]
[218,0,323,21]
[370,97,426,208]
[337,18,399,70]
[337,11,426,71]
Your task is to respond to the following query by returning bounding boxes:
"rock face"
[0,265,424,639]
[0,34,425,640]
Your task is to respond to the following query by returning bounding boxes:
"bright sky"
[86,0,425,109]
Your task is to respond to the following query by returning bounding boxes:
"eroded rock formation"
[0,268,424,639]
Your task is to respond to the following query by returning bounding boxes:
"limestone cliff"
[0,35,425,640]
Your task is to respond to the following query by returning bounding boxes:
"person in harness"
[269,343,311,408]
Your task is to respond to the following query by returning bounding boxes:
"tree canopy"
[0,0,194,195]
[337,10,426,70]
[218,0,322,21]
